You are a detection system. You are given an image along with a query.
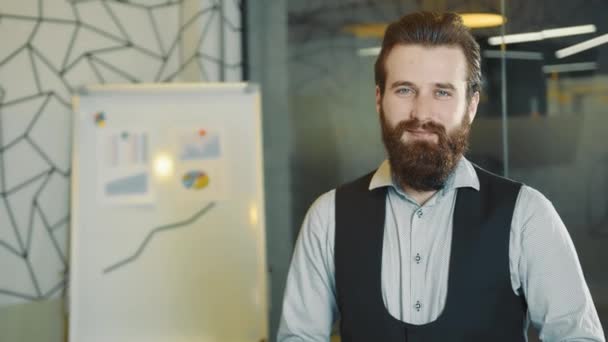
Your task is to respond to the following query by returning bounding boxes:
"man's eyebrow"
[390,81,418,89]
[435,82,457,90]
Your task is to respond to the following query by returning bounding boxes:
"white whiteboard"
[69,83,268,342]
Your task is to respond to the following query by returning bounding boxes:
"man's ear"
[375,86,382,115]
[467,91,480,124]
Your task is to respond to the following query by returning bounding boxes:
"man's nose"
[410,93,434,122]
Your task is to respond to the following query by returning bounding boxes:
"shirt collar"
[368,157,480,195]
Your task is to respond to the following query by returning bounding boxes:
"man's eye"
[436,89,451,97]
[396,88,412,95]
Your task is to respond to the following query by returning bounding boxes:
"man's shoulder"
[515,183,553,212]
[508,181,562,236]
[306,189,337,219]
[307,170,380,219]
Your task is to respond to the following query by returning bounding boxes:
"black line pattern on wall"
[0,0,242,304]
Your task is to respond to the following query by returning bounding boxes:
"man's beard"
[380,107,471,192]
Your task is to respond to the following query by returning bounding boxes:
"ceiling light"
[488,24,596,45]
[555,33,608,59]
[483,50,543,60]
[542,62,597,73]
[358,47,381,57]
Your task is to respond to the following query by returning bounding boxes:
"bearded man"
[277,11,605,342]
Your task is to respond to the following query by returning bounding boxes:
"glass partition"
[286,0,608,339]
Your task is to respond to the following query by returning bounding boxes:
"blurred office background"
[0,0,607,341]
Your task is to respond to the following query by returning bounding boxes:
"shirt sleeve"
[513,186,606,341]
[277,190,339,342]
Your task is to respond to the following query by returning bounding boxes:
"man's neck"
[401,183,438,206]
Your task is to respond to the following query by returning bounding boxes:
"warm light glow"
[249,204,259,226]
[343,23,387,38]
[153,154,174,178]
[459,13,505,29]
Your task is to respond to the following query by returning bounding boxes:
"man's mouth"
[406,129,435,135]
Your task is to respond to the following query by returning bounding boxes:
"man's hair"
[374,11,481,98]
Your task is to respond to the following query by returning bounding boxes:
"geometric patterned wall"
[0,0,242,308]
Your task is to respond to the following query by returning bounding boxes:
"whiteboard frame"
[69,82,267,342]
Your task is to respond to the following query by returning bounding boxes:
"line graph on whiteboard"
[103,202,216,274]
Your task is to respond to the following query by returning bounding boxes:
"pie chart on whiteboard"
[182,170,210,190]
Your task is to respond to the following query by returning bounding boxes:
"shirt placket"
[399,205,412,321]
[410,205,425,323]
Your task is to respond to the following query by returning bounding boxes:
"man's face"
[376,44,480,191]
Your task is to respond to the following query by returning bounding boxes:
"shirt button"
[415,253,422,264]
[415,300,422,312]
[417,209,423,218]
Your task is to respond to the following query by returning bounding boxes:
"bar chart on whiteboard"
[97,129,153,205]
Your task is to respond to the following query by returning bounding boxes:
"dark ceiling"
[287,0,608,42]
[287,0,608,75]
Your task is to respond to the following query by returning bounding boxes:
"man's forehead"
[384,45,469,87]
[386,43,467,61]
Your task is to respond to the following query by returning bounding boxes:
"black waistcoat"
[335,165,527,342]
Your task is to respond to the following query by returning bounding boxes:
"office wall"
[0,0,241,340]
